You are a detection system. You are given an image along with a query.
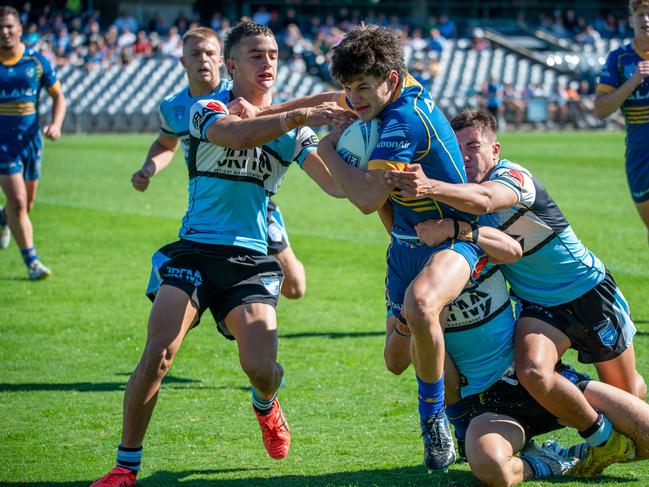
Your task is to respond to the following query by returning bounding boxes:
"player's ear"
[492,141,501,161]
[180,56,186,68]
[388,70,399,89]
[225,58,236,75]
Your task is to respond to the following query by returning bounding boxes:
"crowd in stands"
[21,2,629,128]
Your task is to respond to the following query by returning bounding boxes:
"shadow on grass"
[0,374,249,394]
[281,331,384,340]
[0,467,637,487]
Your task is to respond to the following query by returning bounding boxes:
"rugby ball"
[336,119,382,171]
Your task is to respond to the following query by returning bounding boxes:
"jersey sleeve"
[37,52,60,94]
[596,50,620,94]
[292,126,318,168]
[158,101,175,135]
[367,110,416,172]
[487,165,535,207]
[189,99,229,141]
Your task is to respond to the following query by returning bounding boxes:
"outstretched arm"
[416,219,522,264]
[131,134,179,191]
[229,91,344,118]
[301,152,346,198]
[385,164,517,214]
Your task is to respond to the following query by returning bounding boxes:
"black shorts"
[146,239,284,339]
[464,374,562,441]
[266,199,289,256]
[515,270,636,364]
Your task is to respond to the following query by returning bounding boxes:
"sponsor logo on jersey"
[447,289,492,327]
[380,119,408,139]
[472,256,488,281]
[377,140,411,149]
[206,100,227,113]
[338,148,361,167]
[507,170,525,187]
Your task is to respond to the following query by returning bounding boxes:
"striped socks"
[20,246,38,266]
[116,445,142,474]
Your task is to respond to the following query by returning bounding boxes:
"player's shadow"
[280,330,385,339]
[0,374,245,393]
[0,468,636,487]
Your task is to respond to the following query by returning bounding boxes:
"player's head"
[450,109,501,183]
[0,6,22,51]
[629,0,649,40]
[330,25,406,121]
[180,27,222,88]
[223,18,278,92]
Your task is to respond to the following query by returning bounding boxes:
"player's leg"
[626,148,649,243]
[444,352,470,461]
[226,302,290,460]
[403,249,471,470]
[515,317,600,430]
[464,413,528,487]
[595,344,646,399]
[0,173,32,250]
[384,312,411,375]
[91,284,198,487]
[25,178,38,213]
[635,200,649,244]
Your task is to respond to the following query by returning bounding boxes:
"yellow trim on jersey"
[0,101,35,115]
[596,84,616,94]
[47,80,61,95]
[368,160,408,171]
[633,40,649,61]
[0,43,25,66]
[339,92,355,113]
[390,191,444,216]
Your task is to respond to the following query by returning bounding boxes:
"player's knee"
[516,358,553,394]
[5,194,28,215]
[468,451,515,487]
[139,345,175,381]
[403,292,444,328]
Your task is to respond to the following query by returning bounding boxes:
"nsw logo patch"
[595,319,618,348]
[261,275,281,296]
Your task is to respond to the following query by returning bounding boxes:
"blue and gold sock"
[446,400,469,441]
[417,373,445,419]
[20,246,38,266]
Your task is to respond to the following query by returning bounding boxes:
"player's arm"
[229,91,343,118]
[131,133,179,191]
[317,131,393,214]
[301,152,346,198]
[416,219,522,264]
[206,103,342,150]
[43,83,67,141]
[385,164,517,214]
[594,62,649,119]
[377,201,393,235]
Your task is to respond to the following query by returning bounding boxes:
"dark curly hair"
[330,25,407,85]
[450,109,498,138]
[223,17,275,60]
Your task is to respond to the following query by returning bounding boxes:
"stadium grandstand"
[28,0,631,132]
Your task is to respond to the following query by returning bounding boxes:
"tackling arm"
[301,152,346,198]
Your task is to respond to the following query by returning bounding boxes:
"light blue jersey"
[158,79,233,160]
[445,264,515,398]
[184,97,317,253]
[479,160,606,306]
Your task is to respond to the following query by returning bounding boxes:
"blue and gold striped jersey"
[0,44,59,134]
[597,41,649,148]
[345,75,474,239]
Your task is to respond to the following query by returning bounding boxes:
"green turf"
[0,132,647,486]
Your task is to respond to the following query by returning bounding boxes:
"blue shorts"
[0,132,43,181]
[626,145,649,203]
[385,237,487,323]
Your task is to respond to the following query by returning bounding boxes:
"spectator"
[438,14,456,38]
[427,28,445,54]
[133,30,151,56]
[114,10,138,34]
[117,26,136,49]
[471,28,491,50]
[576,25,601,46]
[252,6,271,26]
[503,83,527,128]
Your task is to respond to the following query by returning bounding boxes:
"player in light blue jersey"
[130,28,306,300]
[318,24,486,471]
[91,20,346,487]
[0,6,66,279]
[386,108,645,466]
[595,0,649,241]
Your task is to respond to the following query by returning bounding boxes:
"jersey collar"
[633,40,649,60]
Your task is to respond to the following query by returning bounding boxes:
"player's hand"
[131,164,155,192]
[384,164,435,198]
[415,219,453,247]
[43,124,61,140]
[304,102,355,128]
[228,97,259,119]
[633,61,649,86]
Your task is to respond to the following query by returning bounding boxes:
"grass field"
[0,131,648,487]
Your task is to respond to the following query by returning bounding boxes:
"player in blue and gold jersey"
[595,0,649,242]
[0,6,66,280]
[318,24,485,471]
